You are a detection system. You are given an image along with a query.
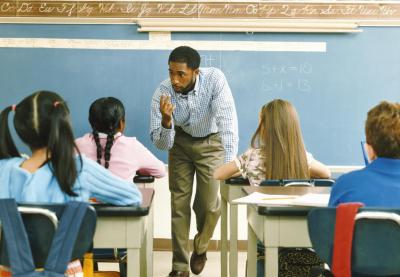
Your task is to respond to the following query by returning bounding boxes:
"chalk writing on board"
[200,54,221,68]
[1,1,400,20]
[262,63,312,92]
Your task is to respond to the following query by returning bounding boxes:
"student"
[76,97,166,181]
[214,99,330,277]
[0,91,142,205]
[214,99,331,185]
[329,101,400,207]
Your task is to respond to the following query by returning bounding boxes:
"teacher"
[150,46,238,277]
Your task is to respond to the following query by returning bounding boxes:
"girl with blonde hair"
[214,99,330,185]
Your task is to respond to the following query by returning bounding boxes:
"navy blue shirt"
[329,157,400,207]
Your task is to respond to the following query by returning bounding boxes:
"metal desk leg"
[147,205,154,277]
[229,204,238,277]
[221,195,228,277]
[140,205,153,277]
[127,248,140,277]
[247,223,257,277]
[265,247,279,277]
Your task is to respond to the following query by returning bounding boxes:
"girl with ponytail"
[76,97,165,181]
[0,91,141,205]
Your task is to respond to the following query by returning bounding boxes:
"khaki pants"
[168,127,224,271]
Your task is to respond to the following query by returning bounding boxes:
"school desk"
[243,186,330,277]
[93,187,154,277]
[220,177,250,277]
[220,166,359,276]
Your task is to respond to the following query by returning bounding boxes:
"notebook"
[361,141,371,165]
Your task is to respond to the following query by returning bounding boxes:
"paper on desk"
[232,192,299,206]
[291,193,330,207]
[232,192,330,207]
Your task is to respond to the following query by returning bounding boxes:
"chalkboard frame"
[0,0,400,28]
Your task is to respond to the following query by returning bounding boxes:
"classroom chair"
[260,178,334,187]
[308,207,400,276]
[0,199,96,274]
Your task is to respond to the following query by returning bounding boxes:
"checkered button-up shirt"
[150,67,238,163]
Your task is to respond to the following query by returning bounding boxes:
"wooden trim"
[0,1,399,27]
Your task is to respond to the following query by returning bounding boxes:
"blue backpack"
[0,199,94,277]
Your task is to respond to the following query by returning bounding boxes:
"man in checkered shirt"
[150,46,238,277]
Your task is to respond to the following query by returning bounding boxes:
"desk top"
[243,186,330,216]
[93,188,154,217]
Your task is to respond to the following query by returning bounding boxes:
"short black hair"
[168,46,201,70]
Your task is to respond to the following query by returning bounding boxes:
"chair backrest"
[260,179,335,187]
[225,177,250,185]
[0,200,97,269]
[133,174,155,188]
[308,207,400,276]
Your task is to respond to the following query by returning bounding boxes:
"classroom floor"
[99,250,247,277]
[153,251,247,277]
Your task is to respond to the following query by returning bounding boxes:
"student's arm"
[213,160,241,180]
[214,148,253,180]
[150,85,175,150]
[309,159,331,179]
[135,140,166,178]
[80,157,142,206]
[210,68,239,163]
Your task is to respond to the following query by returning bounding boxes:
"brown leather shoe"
[168,270,190,277]
[190,250,207,275]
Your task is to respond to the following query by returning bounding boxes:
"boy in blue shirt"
[329,101,400,207]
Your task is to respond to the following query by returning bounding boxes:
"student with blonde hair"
[214,99,330,184]
[215,99,330,277]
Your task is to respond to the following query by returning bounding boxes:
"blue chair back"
[308,207,400,276]
[0,200,97,270]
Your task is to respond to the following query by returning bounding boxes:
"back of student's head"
[366,101,400,158]
[0,90,80,196]
[88,97,125,169]
[251,99,309,180]
[168,46,201,70]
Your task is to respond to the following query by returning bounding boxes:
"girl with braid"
[0,91,142,276]
[0,91,141,205]
[76,97,166,181]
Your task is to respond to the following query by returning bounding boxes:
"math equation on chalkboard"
[262,62,312,93]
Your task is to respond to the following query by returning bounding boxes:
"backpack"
[278,248,325,277]
[0,199,92,277]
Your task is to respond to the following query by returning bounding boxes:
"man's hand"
[160,94,175,129]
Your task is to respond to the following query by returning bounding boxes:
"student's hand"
[160,94,175,129]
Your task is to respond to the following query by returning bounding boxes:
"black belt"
[175,126,218,140]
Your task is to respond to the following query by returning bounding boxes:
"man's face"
[168,62,199,94]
